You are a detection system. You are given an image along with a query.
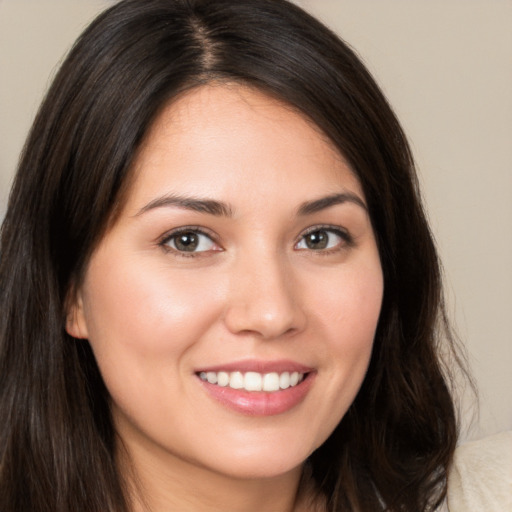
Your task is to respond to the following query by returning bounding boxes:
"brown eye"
[303,230,329,250]
[163,230,217,253]
[296,228,350,251]
[174,232,200,251]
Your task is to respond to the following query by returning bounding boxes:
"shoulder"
[446,430,512,512]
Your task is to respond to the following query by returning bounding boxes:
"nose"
[223,251,307,340]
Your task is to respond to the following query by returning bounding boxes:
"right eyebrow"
[135,194,234,217]
[297,192,367,216]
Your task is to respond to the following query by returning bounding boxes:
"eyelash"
[158,224,354,257]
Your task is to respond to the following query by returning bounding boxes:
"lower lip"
[198,373,315,416]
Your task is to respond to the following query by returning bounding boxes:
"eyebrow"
[297,192,367,216]
[136,194,233,217]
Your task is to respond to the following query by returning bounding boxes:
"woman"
[0,0,464,510]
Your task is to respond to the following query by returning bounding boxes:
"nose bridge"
[223,245,305,339]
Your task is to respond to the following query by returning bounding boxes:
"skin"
[67,84,384,512]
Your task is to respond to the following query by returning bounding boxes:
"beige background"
[1,0,511,442]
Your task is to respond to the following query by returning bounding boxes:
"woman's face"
[67,85,383,481]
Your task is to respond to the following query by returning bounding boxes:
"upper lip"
[195,359,313,374]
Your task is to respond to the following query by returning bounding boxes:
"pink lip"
[195,359,313,374]
[195,360,316,416]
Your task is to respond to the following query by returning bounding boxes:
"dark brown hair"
[0,1,463,510]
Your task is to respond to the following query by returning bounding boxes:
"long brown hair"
[1,1,464,510]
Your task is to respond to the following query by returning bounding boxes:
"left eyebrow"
[297,192,367,216]
[134,194,234,217]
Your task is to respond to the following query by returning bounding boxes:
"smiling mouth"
[198,371,306,392]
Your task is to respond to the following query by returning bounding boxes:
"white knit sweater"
[445,430,512,511]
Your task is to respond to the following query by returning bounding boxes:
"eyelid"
[300,224,352,239]
[301,224,349,237]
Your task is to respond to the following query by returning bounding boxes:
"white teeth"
[217,372,229,387]
[199,370,305,392]
[244,372,262,391]
[229,371,244,389]
[279,372,290,389]
[262,372,280,392]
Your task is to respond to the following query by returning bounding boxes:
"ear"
[65,291,89,339]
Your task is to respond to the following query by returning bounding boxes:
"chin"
[192,432,319,481]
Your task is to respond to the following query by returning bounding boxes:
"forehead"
[125,84,363,211]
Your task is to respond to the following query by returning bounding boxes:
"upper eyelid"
[298,224,351,239]
[158,225,218,244]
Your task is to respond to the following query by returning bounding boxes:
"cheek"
[306,258,383,430]
[315,258,383,346]
[79,259,228,433]
[80,257,225,369]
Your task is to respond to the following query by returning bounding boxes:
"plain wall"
[1,0,511,442]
